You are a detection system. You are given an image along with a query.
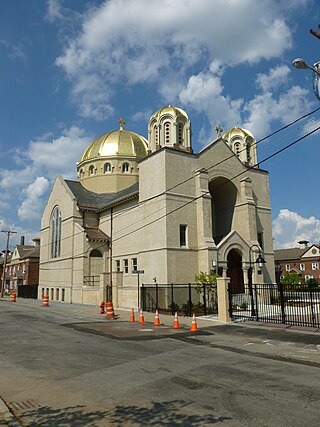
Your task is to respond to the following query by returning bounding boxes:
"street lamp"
[292,57,320,100]
[248,244,266,317]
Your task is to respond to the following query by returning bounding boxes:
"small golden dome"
[79,119,148,163]
[150,105,189,121]
[222,127,254,140]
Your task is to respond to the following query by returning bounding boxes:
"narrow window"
[300,263,305,271]
[180,225,187,247]
[178,123,183,144]
[234,142,241,157]
[51,288,54,301]
[62,289,65,302]
[285,264,290,272]
[257,232,264,250]
[122,163,129,173]
[312,262,319,270]
[115,260,120,272]
[132,258,137,273]
[154,125,158,145]
[104,163,112,173]
[123,259,128,274]
[51,206,61,258]
[164,122,170,144]
[246,143,251,162]
[56,288,60,300]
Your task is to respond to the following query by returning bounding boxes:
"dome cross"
[118,117,126,130]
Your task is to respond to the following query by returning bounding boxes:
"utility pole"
[1,229,17,297]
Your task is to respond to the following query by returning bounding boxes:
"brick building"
[3,237,40,294]
[274,243,320,284]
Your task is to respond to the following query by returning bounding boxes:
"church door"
[227,249,244,293]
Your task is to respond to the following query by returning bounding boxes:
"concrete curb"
[0,397,22,427]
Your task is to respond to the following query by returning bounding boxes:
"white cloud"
[256,65,291,93]
[55,0,302,120]
[18,177,50,221]
[45,0,64,23]
[273,209,320,249]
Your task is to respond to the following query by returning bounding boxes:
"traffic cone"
[106,301,115,318]
[190,313,198,332]
[130,308,135,323]
[42,295,49,307]
[10,292,16,303]
[173,311,180,329]
[138,308,145,323]
[154,309,161,326]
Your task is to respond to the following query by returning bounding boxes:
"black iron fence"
[229,283,320,328]
[17,284,39,299]
[141,283,218,317]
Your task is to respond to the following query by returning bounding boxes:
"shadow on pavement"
[18,400,232,426]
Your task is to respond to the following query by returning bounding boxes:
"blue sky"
[0,0,320,251]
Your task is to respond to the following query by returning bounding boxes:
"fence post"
[279,282,286,324]
[254,283,259,321]
[203,284,207,315]
[217,277,231,322]
[188,283,192,317]
[156,283,159,309]
[171,283,174,314]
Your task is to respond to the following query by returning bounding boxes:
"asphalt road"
[0,299,319,427]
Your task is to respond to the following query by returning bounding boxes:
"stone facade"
[39,106,275,308]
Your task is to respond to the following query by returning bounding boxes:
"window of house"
[22,263,26,274]
[56,288,60,300]
[62,288,65,302]
[312,262,319,270]
[51,288,54,300]
[285,264,290,271]
[257,232,264,250]
[154,125,158,145]
[180,225,187,247]
[122,163,129,173]
[51,206,61,258]
[164,122,170,144]
[115,260,120,272]
[104,163,112,173]
[89,165,95,175]
[305,274,314,281]
[123,259,128,274]
[132,258,137,273]
[300,263,305,271]
[246,143,251,162]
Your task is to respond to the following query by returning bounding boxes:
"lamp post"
[248,244,266,317]
[292,57,320,101]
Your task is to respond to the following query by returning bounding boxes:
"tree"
[280,272,301,285]
[194,271,220,312]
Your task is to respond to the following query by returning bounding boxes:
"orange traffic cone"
[190,313,198,332]
[10,292,16,302]
[173,312,180,329]
[42,295,49,307]
[130,308,135,323]
[138,308,145,323]
[154,309,161,326]
[106,301,115,318]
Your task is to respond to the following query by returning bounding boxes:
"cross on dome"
[118,117,126,130]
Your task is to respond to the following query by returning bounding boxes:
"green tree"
[194,271,220,310]
[280,272,301,285]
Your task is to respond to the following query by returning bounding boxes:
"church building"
[39,105,275,307]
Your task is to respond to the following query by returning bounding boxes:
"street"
[0,299,320,426]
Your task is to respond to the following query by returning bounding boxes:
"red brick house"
[3,237,40,295]
[274,243,320,284]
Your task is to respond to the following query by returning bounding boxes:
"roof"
[84,228,110,243]
[65,180,139,211]
[274,247,309,261]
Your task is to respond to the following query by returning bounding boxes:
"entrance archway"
[227,249,244,293]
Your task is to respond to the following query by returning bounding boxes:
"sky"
[0,0,320,252]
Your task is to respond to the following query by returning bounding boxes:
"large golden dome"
[79,119,148,163]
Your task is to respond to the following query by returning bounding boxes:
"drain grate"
[8,400,39,413]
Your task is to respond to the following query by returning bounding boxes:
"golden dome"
[150,105,189,121]
[79,118,148,163]
[222,127,254,140]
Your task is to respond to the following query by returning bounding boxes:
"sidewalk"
[0,398,21,427]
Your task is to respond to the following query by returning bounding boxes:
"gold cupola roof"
[222,127,254,140]
[150,105,189,121]
[79,118,148,163]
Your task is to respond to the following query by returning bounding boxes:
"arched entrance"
[227,249,244,293]
[89,249,103,286]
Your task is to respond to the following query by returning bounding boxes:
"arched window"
[89,165,95,176]
[104,163,112,173]
[164,122,170,144]
[89,249,103,283]
[177,123,183,144]
[122,162,130,173]
[51,206,61,258]
[234,142,241,157]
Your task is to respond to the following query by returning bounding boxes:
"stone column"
[217,277,231,323]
